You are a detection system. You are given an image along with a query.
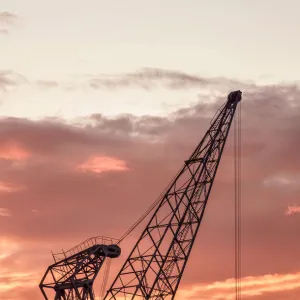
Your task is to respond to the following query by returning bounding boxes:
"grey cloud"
[0,12,18,34]
[0,12,18,25]
[88,67,248,91]
[0,70,27,92]
[0,29,9,35]
[0,68,253,94]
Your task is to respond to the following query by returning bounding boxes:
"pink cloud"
[77,155,129,173]
[285,205,300,216]
[176,272,300,300]
[0,271,39,299]
[0,144,30,161]
[0,12,18,35]
[0,208,12,217]
[0,12,18,25]
[0,181,25,193]
[0,238,19,259]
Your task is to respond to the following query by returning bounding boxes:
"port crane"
[40,90,242,300]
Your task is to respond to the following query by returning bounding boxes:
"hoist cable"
[99,258,112,300]
[117,167,185,244]
[240,98,242,299]
[234,101,242,300]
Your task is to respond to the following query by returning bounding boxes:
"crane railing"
[52,236,119,262]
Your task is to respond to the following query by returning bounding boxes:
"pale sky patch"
[0,11,18,34]
[0,69,248,120]
[0,83,204,119]
[1,0,300,121]
[1,0,300,82]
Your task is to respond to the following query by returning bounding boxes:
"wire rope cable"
[234,101,242,300]
[99,258,112,300]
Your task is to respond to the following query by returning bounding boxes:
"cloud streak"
[0,12,17,25]
[25,68,249,93]
[285,205,300,216]
[88,67,246,91]
[0,208,12,217]
[0,71,27,100]
[177,272,300,300]
[0,12,18,34]
[0,181,25,193]
[78,155,129,174]
[35,80,59,89]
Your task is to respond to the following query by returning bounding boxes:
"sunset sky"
[1,1,300,299]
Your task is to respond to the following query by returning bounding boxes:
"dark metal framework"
[40,237,121,300]
[104,91,242,300]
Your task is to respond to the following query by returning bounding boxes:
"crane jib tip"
[227,90,242,106]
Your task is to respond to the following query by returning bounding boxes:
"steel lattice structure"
[40,237,121,300]
[103,91,242,300]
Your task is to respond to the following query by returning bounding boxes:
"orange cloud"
[0,239,19,260]
[0,271,38,292]
[0,238,40,299]
[0,144,30,161]
[285,205,300,216]
[0,181,25,193]
[78,155,129,173]
[176,272,300,300]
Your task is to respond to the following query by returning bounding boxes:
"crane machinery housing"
[40,90,242,300]
[40,237,121,299]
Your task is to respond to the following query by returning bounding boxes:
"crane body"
[39,91,242,300]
